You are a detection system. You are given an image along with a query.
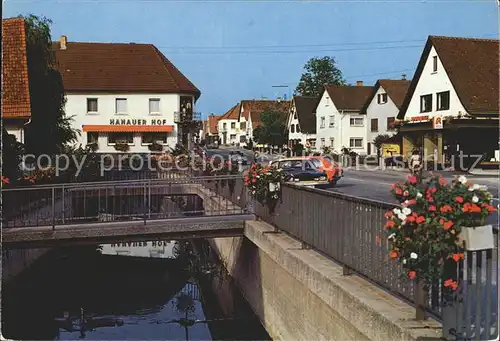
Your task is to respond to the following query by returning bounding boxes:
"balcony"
[174,111,202,124]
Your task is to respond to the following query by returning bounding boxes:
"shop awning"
[82,125,174,133]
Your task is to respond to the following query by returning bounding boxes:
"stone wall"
[2,248,49,284]
[209,221,442,341]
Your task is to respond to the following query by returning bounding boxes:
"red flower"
[384,211,393,218]
[389,250,398,259]
[439,177,447,186]
[455,196,464,204]
[451,253,465,262]
[384,220,395,229]
[440,205,453,213]
[408,176,417,184]
[427,196,434,203]
[428,205,437,212]
[407,199,417,206]
[395,188,403,195]
[443,220,454,230]
[1,176,10,184]
[430,187,437,194]
[406,216,416,223]
[416,216,426,224]
[444,279,458,291]
[251,179,256,183]
[408,271,417,279]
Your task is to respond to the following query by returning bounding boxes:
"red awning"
[82,125,174,133]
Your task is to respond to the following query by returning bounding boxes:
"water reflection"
[2,243,270,341]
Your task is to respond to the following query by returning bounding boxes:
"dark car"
[229,151,248,165]
[270,158,329,187]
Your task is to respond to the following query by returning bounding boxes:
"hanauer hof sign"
[109,118,168,125]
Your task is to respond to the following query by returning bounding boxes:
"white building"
[218,104,240,145]
[53,36,200,154]
[287,96,318,149]
[361,79,410,155]
[398,35,499,164]
[315,82,373,154]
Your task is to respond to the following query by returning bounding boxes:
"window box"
[148,141,163,152]
[114,142,130,152]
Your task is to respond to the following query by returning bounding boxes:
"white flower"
[403,191,409,196]
[473,184,481,190]
[398,213,407,221]
[388,233,396,240]
[472,195,479,203]
[410,252,418,259]
[402,207,412,216]
[402,259,407,265]
[416,192,423,198]
[252,190,256,194]
[393,208,401,215]
[480,185,488,191]
[403,200,409,206]
[458,175,467,184]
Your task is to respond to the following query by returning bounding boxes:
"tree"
[292,142,304,156]
[295,56,346,97]
[21,15,78,157]
[373,134,392,157]
[253,109,288,147]
[1,128,25,181]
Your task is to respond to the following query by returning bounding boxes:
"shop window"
[108,132,133,144]
[371,118,378,132]
[115,98,128,114]
[149,99,160,114]
[87,98,98,113]
[437,91,450,111]
[87,132,98,143]
[349,138,363,148]
[420,94,432,113]
[142,133,168,144]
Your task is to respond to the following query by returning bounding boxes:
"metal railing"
[214,178,498,335]
[2,174,248,229]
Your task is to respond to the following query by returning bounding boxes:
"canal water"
[2,242,271,340]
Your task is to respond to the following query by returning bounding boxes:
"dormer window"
[377,93,388,104]
[432,56,438,72]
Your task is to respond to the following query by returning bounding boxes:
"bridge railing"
[1,175,248,228]
[213,178,498,338]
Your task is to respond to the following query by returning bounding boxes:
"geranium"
[244,163,284,213]
[384,175,496,292]
[1,176,10,185]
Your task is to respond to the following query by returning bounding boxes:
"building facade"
[315,82,373,154]
[53,36,200,153]
[362,79,410,155]
[2,18,32,143]
[218,104,240,145]
[398,36,499,166]
[287,96,318,148]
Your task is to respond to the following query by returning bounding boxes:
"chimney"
[402,73,407,80]
[356,81,363,86]
[60,35,67,50]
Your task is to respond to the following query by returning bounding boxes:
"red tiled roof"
[2,18,31,118]
[360,79,411,114]
[241,100,291,121]
[220,103,240,120]
[325,85,374,111]
[208,115,219,134]
[53,41,200,98]
[398,36,499,119]
[82,125,174,132]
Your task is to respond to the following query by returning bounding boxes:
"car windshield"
[310,159,323,168]
[278,160,314,169]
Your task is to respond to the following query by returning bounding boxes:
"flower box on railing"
[459,225,495,251]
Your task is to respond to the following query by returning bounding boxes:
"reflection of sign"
[410,115,429,122]
[110,241,169,247]
[101,240,176,259]
[381,143,400,156]
[109,119,167,125]
[433,116,443,129]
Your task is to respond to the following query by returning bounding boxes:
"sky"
[3,0,499,118]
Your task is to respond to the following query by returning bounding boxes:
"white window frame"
[320,117,325,128]
[86,98,98,114]
[436,91,450,111]
[349,137,363,149]
[420,94,432,113]
[149,98,161,115]
[330,138,334,147]
[377,93,388,104]
[115,98,128,114]
[325,97,330,107]
[141,132,168,145]
[349,117,364,127]
[329,116,335,128]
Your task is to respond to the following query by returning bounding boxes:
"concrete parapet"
[210,221,443,341]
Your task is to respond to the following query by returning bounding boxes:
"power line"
[161,44,424,55]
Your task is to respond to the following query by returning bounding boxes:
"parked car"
[229,151,248,165]
[270,158,329,187]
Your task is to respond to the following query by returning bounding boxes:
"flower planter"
[459,225,494,251]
